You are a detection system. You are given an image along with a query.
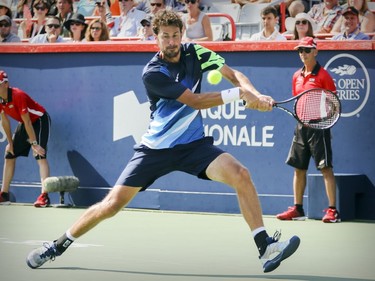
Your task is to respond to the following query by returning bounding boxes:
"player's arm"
[20,112,45,157]
[1,112,13,144]
[220,64,274,111]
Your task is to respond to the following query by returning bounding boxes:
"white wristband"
[221,87,240,104]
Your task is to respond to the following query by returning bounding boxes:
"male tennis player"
[0,70,52,207]
[276,37,340,223]
[27,10,300,273]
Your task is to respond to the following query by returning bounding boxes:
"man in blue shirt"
[332,7,370,40]
[26,10,301,274]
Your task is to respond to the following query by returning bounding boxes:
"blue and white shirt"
[141,43,225,149]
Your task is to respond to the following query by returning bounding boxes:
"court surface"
[1,204,374,281]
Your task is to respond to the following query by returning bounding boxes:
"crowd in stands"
[0,0,374,43]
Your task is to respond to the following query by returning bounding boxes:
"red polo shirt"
[292,62,336,96]
[0,87,45,123]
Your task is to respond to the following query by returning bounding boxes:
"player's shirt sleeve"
[193,44,225,73]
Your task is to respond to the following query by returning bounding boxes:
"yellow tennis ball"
[207,70,222,85]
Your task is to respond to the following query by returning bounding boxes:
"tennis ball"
[207,70,222,85]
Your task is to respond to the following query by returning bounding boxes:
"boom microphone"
[44,176,80,193]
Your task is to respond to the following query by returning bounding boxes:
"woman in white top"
[181,0,212,41]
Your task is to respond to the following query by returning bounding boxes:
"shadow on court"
[1,205,374,281]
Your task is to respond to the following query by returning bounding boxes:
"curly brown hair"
[152,10,183,36]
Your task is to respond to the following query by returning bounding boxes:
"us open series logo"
[325,54,371,118]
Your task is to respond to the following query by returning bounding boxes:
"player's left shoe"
[322,208,341,223]
[33,193,50,208]
[26,242,61,269]
[260,231,300,273]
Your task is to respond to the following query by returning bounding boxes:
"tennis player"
[276,37,340,223]
[27,10,300,273]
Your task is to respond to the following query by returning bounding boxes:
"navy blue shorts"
[286,123,333,170]
[5,112,51,160]
[115,137,225,191]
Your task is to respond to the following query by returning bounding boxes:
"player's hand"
[32,144,46,157]
[5,143,14,156]
[242,93,274,112]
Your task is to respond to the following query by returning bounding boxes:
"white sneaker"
[26,242,60,269]
[260,231,300,273]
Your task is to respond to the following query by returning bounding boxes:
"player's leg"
[0,157,16,204]
[206,152,263,230]
[293,168,307,205]
[205,153,300,273]
[26,184,141,268]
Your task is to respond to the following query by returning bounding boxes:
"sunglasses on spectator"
[46,24,61,29]
[185,0,197,4]
[91,26,102,31]
[296,20,308,25]
[142,22,151,27]
[34,5,46,10]
[297,47,312,54]
[150,3,162,7]
[0,22,10,27]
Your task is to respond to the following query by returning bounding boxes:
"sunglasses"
[185,0,197,4]
[71,22,83,26]
[150,3,162,7]
[297,47,313,54]
[90,26,102,31]
[34,5,47,10]
[296,20,308,25]
[142,22,151,27]
[0,23,10,27]
[46,24,61,29]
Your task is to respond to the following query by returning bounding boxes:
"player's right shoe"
[276,206,306,221]
[260,231,301,273]
[33,193,50,208]
[26,242,61,269]
[0,192,10,205]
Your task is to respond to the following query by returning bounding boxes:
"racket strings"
[295,90,340,129]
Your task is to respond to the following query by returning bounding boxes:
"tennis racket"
[274,88,341,129]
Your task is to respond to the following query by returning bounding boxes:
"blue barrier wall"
[0,41,374,218]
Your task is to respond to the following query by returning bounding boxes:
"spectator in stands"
[285,12,316,40]
[1,0,17,35]
[64,12,87,41]
[110,0,146,37]
[249,6,287,41]
[19,0,50,39]
[138,13,154,40]
[149,0,166,15]
[331,0,375,33]
[286,0,308,17]
[85,17,110,41]
[308,0,342,34]
[0,15,21,42]
[16,0,34,18]
[276,37,340,223]
[331,6,370,40]
[181,0,213,41]
[56,0,73,37]
[92,0,114,27]
[30,15,64,42]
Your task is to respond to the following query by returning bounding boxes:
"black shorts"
[286,123,333,170]
[115,136,225,191]
[5,112,51,160]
